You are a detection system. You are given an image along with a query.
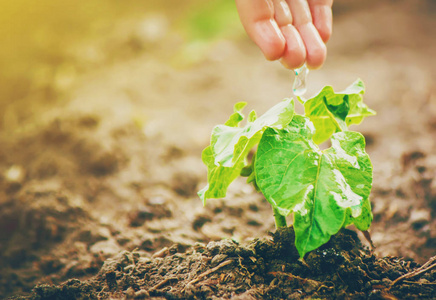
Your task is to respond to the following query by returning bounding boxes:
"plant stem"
[273,207,287,228]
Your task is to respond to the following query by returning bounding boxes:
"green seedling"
[199,79,376,258]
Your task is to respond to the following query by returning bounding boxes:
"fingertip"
[313,6,332,43]
[306,44,326,69]
[280,58,304,70]
[314,20,332,43]
[318,27,332,44]
[306,38,326,69]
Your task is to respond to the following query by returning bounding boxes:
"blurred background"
[0,0,435,297]
[0,0,435,136]
[0,0,242,132]
[0,0,434,147]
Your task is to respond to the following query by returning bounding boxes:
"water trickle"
[292,64,309,97]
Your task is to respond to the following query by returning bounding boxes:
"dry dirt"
[1,0,435,299]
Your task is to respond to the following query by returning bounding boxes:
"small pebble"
[90,240,121,256]
[134,290,149,299]
[125,287,135,298]
[409,209,431,229]
[148,196,166,205]
[4,165,25,182]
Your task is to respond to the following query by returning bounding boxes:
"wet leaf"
[255,116,373,257]
[199,99,294,203]
[299,79,375,144]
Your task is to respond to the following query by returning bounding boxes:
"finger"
[308,0,333,43]
[286,0,312,26]
[286,0,326,69]
[279,25,306,69]
[272,0,293,25]
[235,0,286,61]
[272,0,306,69]
[297,22,326,69]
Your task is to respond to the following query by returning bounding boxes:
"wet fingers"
[286,0,327,69]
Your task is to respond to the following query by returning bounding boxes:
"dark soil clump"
[11,227,436,300]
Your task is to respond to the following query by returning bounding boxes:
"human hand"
[235,0,333,69]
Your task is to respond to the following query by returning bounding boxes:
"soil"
[1,0,435,299]
[9,228,436,300]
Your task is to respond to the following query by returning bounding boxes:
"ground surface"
[0,0,435,299]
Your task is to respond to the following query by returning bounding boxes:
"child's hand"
[235,0,333,69]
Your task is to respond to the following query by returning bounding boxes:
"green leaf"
[344,196,373,231]
[248,110,257,123]
[255,115,373,257]
[198,145,246,202]
[299,79,376,144]
[199,99,295,204]
[213,99,295,167]
[225,102,247,127]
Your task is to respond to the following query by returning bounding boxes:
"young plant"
[198,79,376,258]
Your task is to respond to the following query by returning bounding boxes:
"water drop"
[292,64,309,96]
[351,206,362,218]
